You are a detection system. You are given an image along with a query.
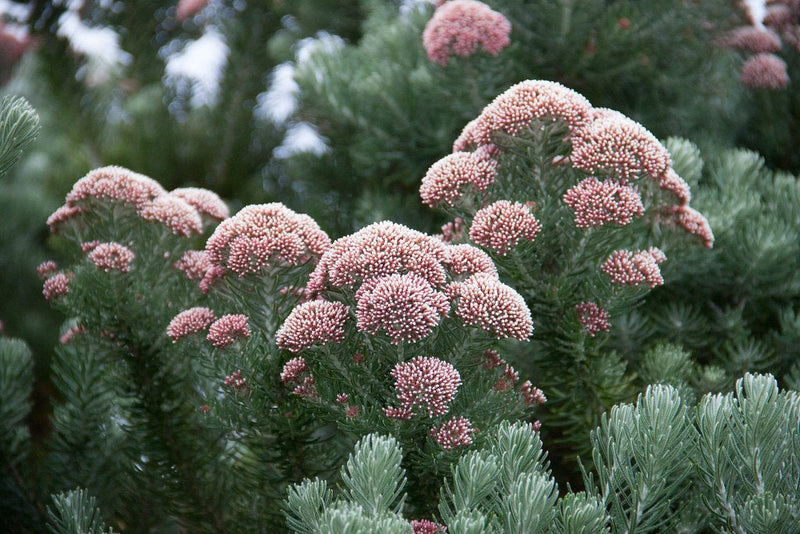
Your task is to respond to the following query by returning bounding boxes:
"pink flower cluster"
[224,370,250,395]
[356,273,449,344]
[87,242,136,273]
[570,109,672,182]
[60,324,87,344]
[48,166,223,237]
[740,52,789,89]
[666,205,714,249]
[307,221,450,294]
[280,357,318,399]
[171,187,229,221]
[444,244,497,278]
[448,273,533,339]
[37,261,59,280]
[432,416,475,450]
[207,314,250,348]
[575,301,611,336]
[718,26,782,53]
[166,307,216,342]
[469,200,541,255]
[420,150,497,207]
[601,248,666,288]
[276,300,349,353]
[563,177,644,228]
[281,221,531,350]
[206,203,330,276]
[386,356,461,418]
[174,250,212,281]
[520,380,547,406]
[42,273,71,301]
[411,519,447,534]
[422,0,511,66]
[453,80,594,151]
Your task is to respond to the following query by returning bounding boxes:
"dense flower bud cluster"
[207,314,250,348]
[48,166,221,238]
[42,273,71,300]
[87,242,136,272]
[666,205,715,248]
[386,356,461,418]
[469,200,541,255]
[170,187,230,222]
[563,177,644,228]
[432,416,475,449]
[411,519,446,534]
[36,260,59,280]
[139,195,204,237]
[571,110,672,181]
[276,300,349,353]
[356,273,449,343]
[601,248,666,288]
[166,307,216,342]
[280,357,318,399]
[575,301,611,336]
[453,80,594,150]
[718,26,782,53]
[448,273,533,339]
[306,221,449,295]
[174,250,212,281]
[422,0,511,66]
[420,150,498,207]
[740,52,789,89]
[444,244,497,278]
[206,203,331,276]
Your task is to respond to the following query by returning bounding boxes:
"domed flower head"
[280,356,309,384]
[174,250,212,281]
[166,307,216,342]
[170,187,230,223]
[658,169,691,205]
[718,26,782,53]
[280,356,318,399]
[469,200,541,255]
[206,203,330,276]
[444,244,498,278]
[460,80,594,149]
[601,248,666,288]
[666,205,714,248]
[388,356,461,417]
[87,242,136,273]
[37,260,59,280]
[432,416,475,450]
[420,151,497,207]
[422,0,511,66]
[562,177,644,228]
[740,53,789,90]
[138,195,204,237]
[46,205,86,234]
[43,273,71,300]
[411,519,447,534]
[575,301,611,336]
[306,221,449,296]
[448,273,533,339]
[276,300,349,353]
[207,314,250,348]
[571,110,672,182]
[356,273,450,344]
[65,166,166,210]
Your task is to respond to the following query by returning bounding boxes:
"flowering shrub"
[421,79,714,458]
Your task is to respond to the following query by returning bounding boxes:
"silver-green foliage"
[696,374,800,533]
[0,95,39,179]
[287,374,799,533]
[47,488,115,534]
[0,337,34,466]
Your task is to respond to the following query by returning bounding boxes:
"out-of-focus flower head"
[422,0,511,66]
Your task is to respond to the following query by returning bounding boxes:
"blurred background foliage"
[1,0,800,529]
